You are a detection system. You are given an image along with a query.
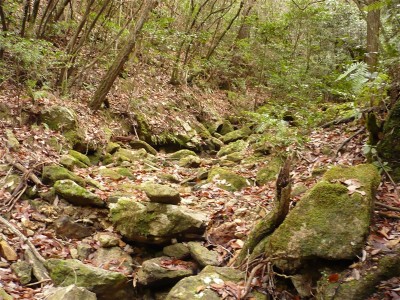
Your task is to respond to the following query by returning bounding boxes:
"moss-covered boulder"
[45,259,129,300]
[251,164,380,272]
[217,140,248,157]
[222,126,252,144]
[136,257,196,287]
[166,266,248,300]
[54,180,105,207]
[178,155,201,168]
[256,157,282,185]
[97,168,123,180]
[44,285,96,300]
[208,167,249,191]
[40,106,78,131]
[377,100,400,181]
[11,261,32,285]
[106,142,120,154]
[141,182,181,204]
[42,165,85,186]
[68,150,91,166]
[218,120,235,135]
[129,140,157,155]
[168,149,197,160]
[60,155,88,170]
[109,198,208,245]
[6,129,20,151]
[113,148,148,163]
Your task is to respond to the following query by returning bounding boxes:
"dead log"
[235,157,292,266]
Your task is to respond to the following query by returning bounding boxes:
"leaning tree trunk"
[89,0,158,110]
[235,157,291,266]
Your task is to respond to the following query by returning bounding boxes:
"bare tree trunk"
[89,0,158,110]
[366,0,380,72]
[0,0,7,59]
[53,0,71,22]
[0,0,7,32]
[20,0,30,37]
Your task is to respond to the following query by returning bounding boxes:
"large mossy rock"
[208,167,249,191]
[54,180,105,207]
[217,140,248,157]
[221,127,252,144]
[256,157,282,185]
[378,100,400,181]
[113,148,148,163]
[251,164,380,272]
[45,259,129,300]
[40,106,78,131]
[109,198,208,244]
[166,266,245,300]
[136,257,196,287]
[42,165,85,186]
[141,182,181,204]
[68,150,91,166]
[168,149,197,160]
[129,140,157,155]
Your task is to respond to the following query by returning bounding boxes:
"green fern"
[336,62,369,94]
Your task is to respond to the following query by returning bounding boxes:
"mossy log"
[316,249,400,300]
[235,158,291,266]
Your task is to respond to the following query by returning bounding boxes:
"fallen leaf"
[328,273,339,283]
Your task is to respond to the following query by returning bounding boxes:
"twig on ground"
[5,154,43,186]
[0,215,46,263]
[376,211,400,219]
[335,127,365,157]
[242,263,264,299]
[376,201,400,212]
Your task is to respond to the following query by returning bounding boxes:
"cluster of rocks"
[2,104,393,299]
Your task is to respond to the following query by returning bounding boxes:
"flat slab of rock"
[163,243,190,259]
[110,198,208,244]
[54,180,105,207]
[142,183,181,204]
[136,257,196,287]
[54,216,95,239]
[166,266,245,300]
[45,259,129,300]
[92,247,133,274]
[252,164,380,271]
[45,285,97,300]
[188,242,219,267]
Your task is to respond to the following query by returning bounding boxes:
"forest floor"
[0,80,399,299]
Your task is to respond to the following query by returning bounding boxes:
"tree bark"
[89,0,158,110]
[235,157,291,266]
[365,0,380,72]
